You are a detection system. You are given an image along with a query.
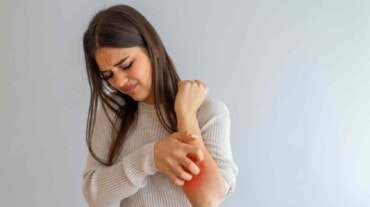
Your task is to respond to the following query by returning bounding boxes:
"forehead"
[94,47,139,69]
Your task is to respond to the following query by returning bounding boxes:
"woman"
[82,4,238,207]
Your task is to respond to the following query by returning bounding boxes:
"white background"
[1,0,369,206]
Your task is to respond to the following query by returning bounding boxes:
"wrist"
[176,110,197,120]
[175,104,198,117]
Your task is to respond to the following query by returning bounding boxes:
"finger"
[181,157,200,175]
[194,79,203,85]
[195,79,207,86]
[178,80,190,87]
[195,80,208,92]
[180,80,192,88]
[177,133,199,142]
[172,165,193,181]
[183,145,204,162]
[175,179,185,186]
[167,172,185,186]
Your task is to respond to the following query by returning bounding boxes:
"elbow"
[198,188,225,207]
[215,184,227,206]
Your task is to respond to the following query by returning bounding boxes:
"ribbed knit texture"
[82,97,238,207]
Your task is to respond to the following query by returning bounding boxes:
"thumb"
[177,133,199,142]
[170,132,199,142]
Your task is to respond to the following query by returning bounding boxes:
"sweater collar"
[138,101,156,111]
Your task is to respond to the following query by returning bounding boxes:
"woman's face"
[94,46,153,104]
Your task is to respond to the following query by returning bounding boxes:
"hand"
[154,132,204,186]
[175,80,209,116]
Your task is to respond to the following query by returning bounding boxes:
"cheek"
[131,64,152,86]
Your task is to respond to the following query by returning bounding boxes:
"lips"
[122,84,137,93]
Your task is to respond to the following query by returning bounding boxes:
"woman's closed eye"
[101,62,133,80]
[119,62,133,71]
[101,70,115,80]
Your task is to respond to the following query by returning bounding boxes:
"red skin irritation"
[183,160,206,191]
[181,153,224,207]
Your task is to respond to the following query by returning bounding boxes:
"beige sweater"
[82,97,238,207]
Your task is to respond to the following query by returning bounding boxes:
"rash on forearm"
[183,160,206,190]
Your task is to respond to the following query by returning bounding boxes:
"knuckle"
[184,81,191,87]
[164,156,173,164]
[194,146,201,153]
[178,143,188,152]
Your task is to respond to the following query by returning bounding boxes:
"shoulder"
[197,96,230,123]
[96,98,119,124]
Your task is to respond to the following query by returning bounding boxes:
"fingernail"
[191,134,199,138]
[198,151,204,161]
[194,167,200,175]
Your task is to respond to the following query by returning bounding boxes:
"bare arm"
[175,80,226,207]
[177,113,225,207]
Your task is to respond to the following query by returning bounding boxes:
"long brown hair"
[83,4,180,166]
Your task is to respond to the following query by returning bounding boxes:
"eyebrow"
[100,56,130,72]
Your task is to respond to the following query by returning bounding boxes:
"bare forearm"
[177,112,225,207]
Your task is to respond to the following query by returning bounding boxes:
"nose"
[111,71,128,88]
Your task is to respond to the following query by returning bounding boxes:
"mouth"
[122,83,138,94]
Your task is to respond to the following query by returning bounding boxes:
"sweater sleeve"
[82,101,157,207]
[197,98,238,198]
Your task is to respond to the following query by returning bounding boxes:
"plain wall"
[1,0,369,206]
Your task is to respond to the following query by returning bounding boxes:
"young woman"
[82,4,238,207]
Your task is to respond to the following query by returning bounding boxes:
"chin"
[130,96,140,102]
[131,95,145,102]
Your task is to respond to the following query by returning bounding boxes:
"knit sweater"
[82,97,238,207]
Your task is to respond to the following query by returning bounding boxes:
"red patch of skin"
[181,152,224,207]
[177,136,225,206]
[183,161,205,190]
[183,155,208,193]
